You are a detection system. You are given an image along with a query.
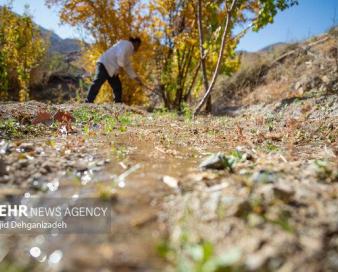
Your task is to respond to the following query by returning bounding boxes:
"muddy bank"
[0,95,337,271]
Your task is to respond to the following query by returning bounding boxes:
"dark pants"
[86,63,122,103]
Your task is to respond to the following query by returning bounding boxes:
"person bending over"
[86,37,143,103]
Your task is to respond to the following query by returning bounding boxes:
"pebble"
[18,143,35,152]
[251,170,277,184]
[18,159,29,168]
[199,152,230,170]
[162,175,179,189]
[273,184,295,202]
[74,160,88,172]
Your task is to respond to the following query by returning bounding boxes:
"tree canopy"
[46,0,298,109]
[0,5,46,101]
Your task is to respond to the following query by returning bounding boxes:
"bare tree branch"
[196,0,211,112]
[194,0,238,115]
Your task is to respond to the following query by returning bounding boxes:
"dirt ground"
[0,94,337,271]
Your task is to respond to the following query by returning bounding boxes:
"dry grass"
[213,30,338,113]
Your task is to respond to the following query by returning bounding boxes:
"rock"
[273,184,295,202]
[31,180,49,192]
[0,159,7,176]
[310,76,323,89]
[96,160,106,167]
[32,172,42,179]
[0,140,10,154]
[41,162,53,173]
[248,213,265,227]
[251,170,277,184]
[295,81,302,90]
[74,160,88,172]
[245,245,276,271]
[162,175,178,189]
[0,186,22,197]
[235,146,255,161]
[322,75,330,84]
[35,147,45,155]
[18,143,35,152]
[234,200,252,218]
[199,152,232,170]
[18,159,29,168]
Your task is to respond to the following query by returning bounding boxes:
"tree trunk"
[196,0,211,113]
[184,61,201,102]
[194,0,238,115]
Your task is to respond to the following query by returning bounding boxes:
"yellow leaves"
[0,5,46,101]
[48,0,267,108]
[73,4,90,14]
[154,31,163,39]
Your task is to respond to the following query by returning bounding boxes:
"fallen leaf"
[32,111,53,125]
[54,111,74,133]
[54,110,74,123]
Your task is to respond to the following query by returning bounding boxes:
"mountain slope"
[39,26,82,54]
[212,27,338,113]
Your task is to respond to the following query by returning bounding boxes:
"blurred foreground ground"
[0,92,337,271]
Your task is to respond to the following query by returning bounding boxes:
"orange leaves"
[31,110,74,134]
[54,111,74,123]
[54,110,74,134]
[32,111,53,125]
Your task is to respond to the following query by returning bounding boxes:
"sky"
[0,0,337,52]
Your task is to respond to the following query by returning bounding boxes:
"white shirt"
[98,40,138,79]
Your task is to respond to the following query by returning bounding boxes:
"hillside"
[213,27,338,113]
[39,25,82,54]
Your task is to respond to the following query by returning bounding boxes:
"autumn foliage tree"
[46,0,297,110]
[0,5,46,101]
[46,0,153,105]
[148,0,241,110]
[193,0,298,114]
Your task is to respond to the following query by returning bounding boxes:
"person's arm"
[117,45,139,80]
[117,43,153,91]
[121,59,147,88]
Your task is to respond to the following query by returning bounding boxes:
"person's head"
[129,37,141,52]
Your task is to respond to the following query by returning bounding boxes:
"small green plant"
[265,116,275,131]
[0,119,21,138]
[268,210,294,233]
[116,113,133,132]
[74,107,121,134]
[313,160,338,182]
[73,107,101,124]
[181,102,193,121]
[228,149,245,162]
[118,113,132,126]
[83,123,90,135]
[265,141,280,152]
[157,232,242,272]
[111,144,128,159]
[96,183,117,201]
[0,119,41,138]
[103,116,116,134]
[153,107,178,119]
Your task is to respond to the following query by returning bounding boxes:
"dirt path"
[0,95,337,271]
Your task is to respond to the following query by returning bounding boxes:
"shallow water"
[0,133,200,271]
